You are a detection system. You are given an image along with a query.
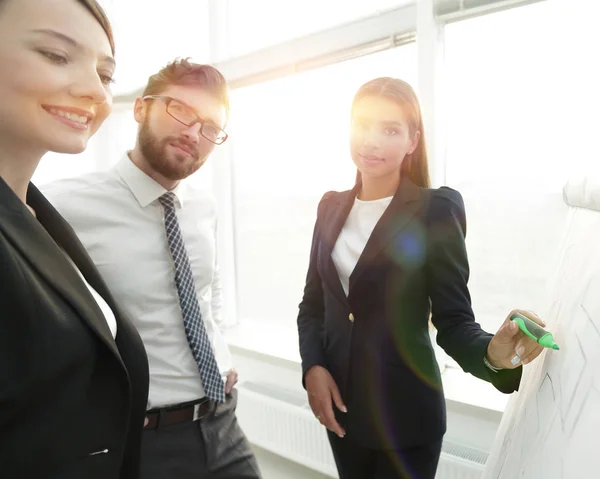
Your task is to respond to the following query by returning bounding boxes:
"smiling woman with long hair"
[0,0,149,477]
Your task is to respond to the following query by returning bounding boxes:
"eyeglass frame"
[142,95,228,145]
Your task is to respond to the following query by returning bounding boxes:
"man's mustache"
[166,138,198,157]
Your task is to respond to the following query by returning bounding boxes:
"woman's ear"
[409,130,421,154]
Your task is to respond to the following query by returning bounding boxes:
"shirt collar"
[115,153,187,208]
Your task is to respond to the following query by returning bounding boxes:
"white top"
[67,256,117,339]
[331,195,394,296]
[43,155,232,409]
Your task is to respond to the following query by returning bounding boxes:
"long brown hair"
[352,77,430,188]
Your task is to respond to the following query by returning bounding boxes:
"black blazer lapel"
[318,186,360,305]
[349,177,424,292]
[0,178,123,366]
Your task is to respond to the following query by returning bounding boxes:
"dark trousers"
[141,389,261,478]
[328,431,443,479]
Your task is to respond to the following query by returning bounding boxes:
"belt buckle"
[193,400,211,421]
[145,410,161,429]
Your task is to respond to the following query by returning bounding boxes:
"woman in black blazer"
[0,0,149,477]
[297,78,546,479]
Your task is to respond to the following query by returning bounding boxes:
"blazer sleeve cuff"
[489,366,523,394]
[301,356,327,389]
[480,337,523,393]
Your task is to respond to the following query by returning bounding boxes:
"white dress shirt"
[43,155,232,408]
[331,195,393,296]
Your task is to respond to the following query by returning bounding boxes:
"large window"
[227,0,413,57]
[100,0,210,96]
[229,44,417,325]
[443,1,589,333]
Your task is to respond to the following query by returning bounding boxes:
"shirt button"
[348,313,355,322]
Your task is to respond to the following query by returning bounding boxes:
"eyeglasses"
[142,95,228,145]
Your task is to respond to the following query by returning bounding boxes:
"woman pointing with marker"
[297,77,546,479]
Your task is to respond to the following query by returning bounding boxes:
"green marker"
[510,312,560,350]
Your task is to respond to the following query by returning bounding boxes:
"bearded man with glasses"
[42,58,261,479]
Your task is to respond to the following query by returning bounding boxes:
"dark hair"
[142,58,230,118]
[352,77,431,188]
[0,0,115,55]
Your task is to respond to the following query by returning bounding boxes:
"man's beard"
[138,119,205,181]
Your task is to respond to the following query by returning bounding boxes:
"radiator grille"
[237,381,487,478]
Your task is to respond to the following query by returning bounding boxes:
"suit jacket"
[0,176,149,478]
[297,177,521,449]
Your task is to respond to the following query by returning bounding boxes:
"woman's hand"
[487,309,546,369]
[305,365,347,438]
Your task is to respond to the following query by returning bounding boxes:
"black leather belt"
[145,398,213,429]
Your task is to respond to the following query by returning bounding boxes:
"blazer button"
[348,313,355,322]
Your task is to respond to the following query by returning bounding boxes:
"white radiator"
[437,443,486,479]
[236,381,487,479]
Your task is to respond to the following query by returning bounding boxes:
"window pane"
[230,45,417,324]
[228,0,413,57]
[444,1,599,332]
[100,0,210,95]
[33,146,100,186]
[32,106,138,185]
